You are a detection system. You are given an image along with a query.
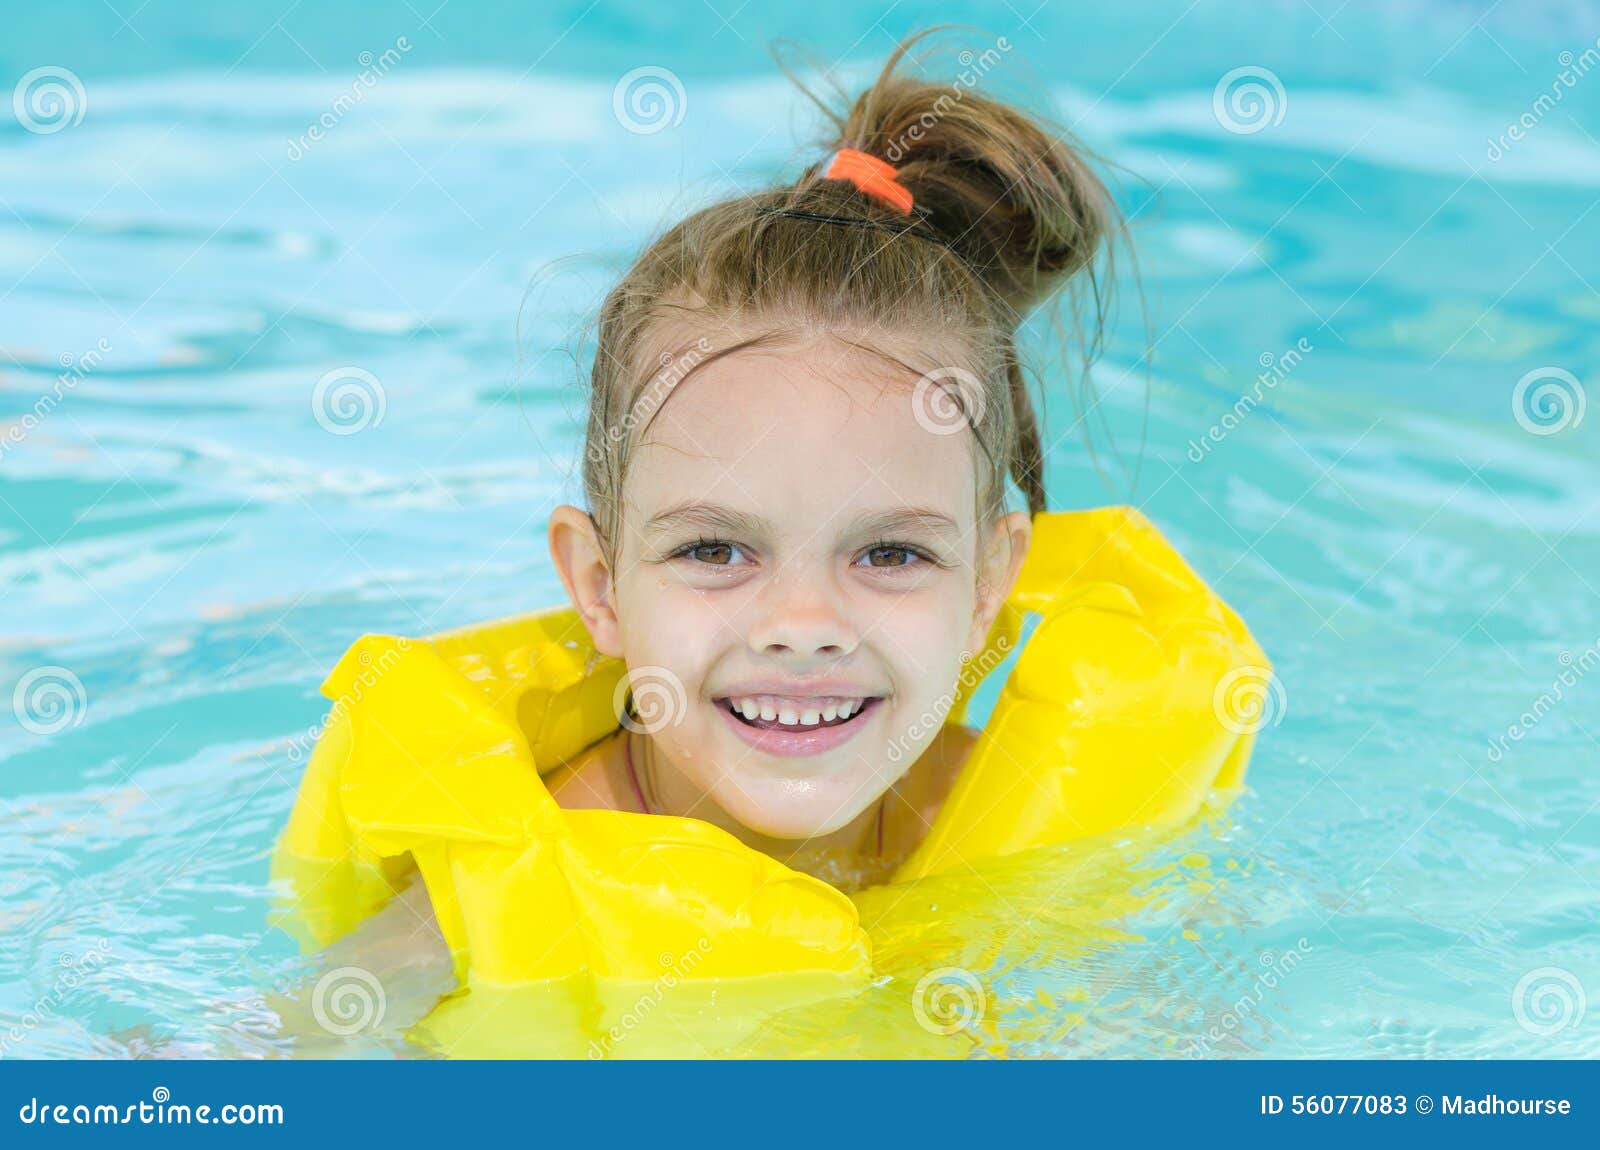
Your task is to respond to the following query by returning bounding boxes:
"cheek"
[614,574,727,692]
[876,584,976,693]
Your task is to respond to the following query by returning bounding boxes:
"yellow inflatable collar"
[273,507,1268,991]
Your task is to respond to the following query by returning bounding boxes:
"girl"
[274,34,1270,1051]
[539,35,1120,890]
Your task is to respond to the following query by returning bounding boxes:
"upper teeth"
[730,696,865,726]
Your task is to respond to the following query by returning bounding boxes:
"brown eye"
[863,545,913,568]
[688,542,736,565]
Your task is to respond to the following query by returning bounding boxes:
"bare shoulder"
[544,730,628,812]
[323,873,452,981]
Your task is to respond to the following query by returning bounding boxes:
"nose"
[745,561,860,661]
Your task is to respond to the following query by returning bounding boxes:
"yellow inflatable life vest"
[272,506,1268,998]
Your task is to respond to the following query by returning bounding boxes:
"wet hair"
[581,30,1124,565]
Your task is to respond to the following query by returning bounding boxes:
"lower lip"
[715,698,881,758]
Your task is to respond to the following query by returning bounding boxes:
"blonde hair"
[581,32,1124,564]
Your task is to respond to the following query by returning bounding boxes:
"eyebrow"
[643,501,964,542]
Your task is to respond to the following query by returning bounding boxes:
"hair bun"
[831,58,1116,317]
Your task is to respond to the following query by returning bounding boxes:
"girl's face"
[553,333,1030,840]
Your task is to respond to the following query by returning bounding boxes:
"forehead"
[627,336,980,524]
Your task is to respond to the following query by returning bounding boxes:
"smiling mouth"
[717,695,881,732]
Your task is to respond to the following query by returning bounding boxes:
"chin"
[718,782,869,841]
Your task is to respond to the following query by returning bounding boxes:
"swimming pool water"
[3,0,1598,1058]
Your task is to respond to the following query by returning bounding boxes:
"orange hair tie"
[824,148,914,215]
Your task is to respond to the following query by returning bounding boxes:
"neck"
[624,730,885,862]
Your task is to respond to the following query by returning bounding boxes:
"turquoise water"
[3,0,1598,1057]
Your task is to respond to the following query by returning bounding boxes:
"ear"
[548,504,623,657]
[967,510,1032,655]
